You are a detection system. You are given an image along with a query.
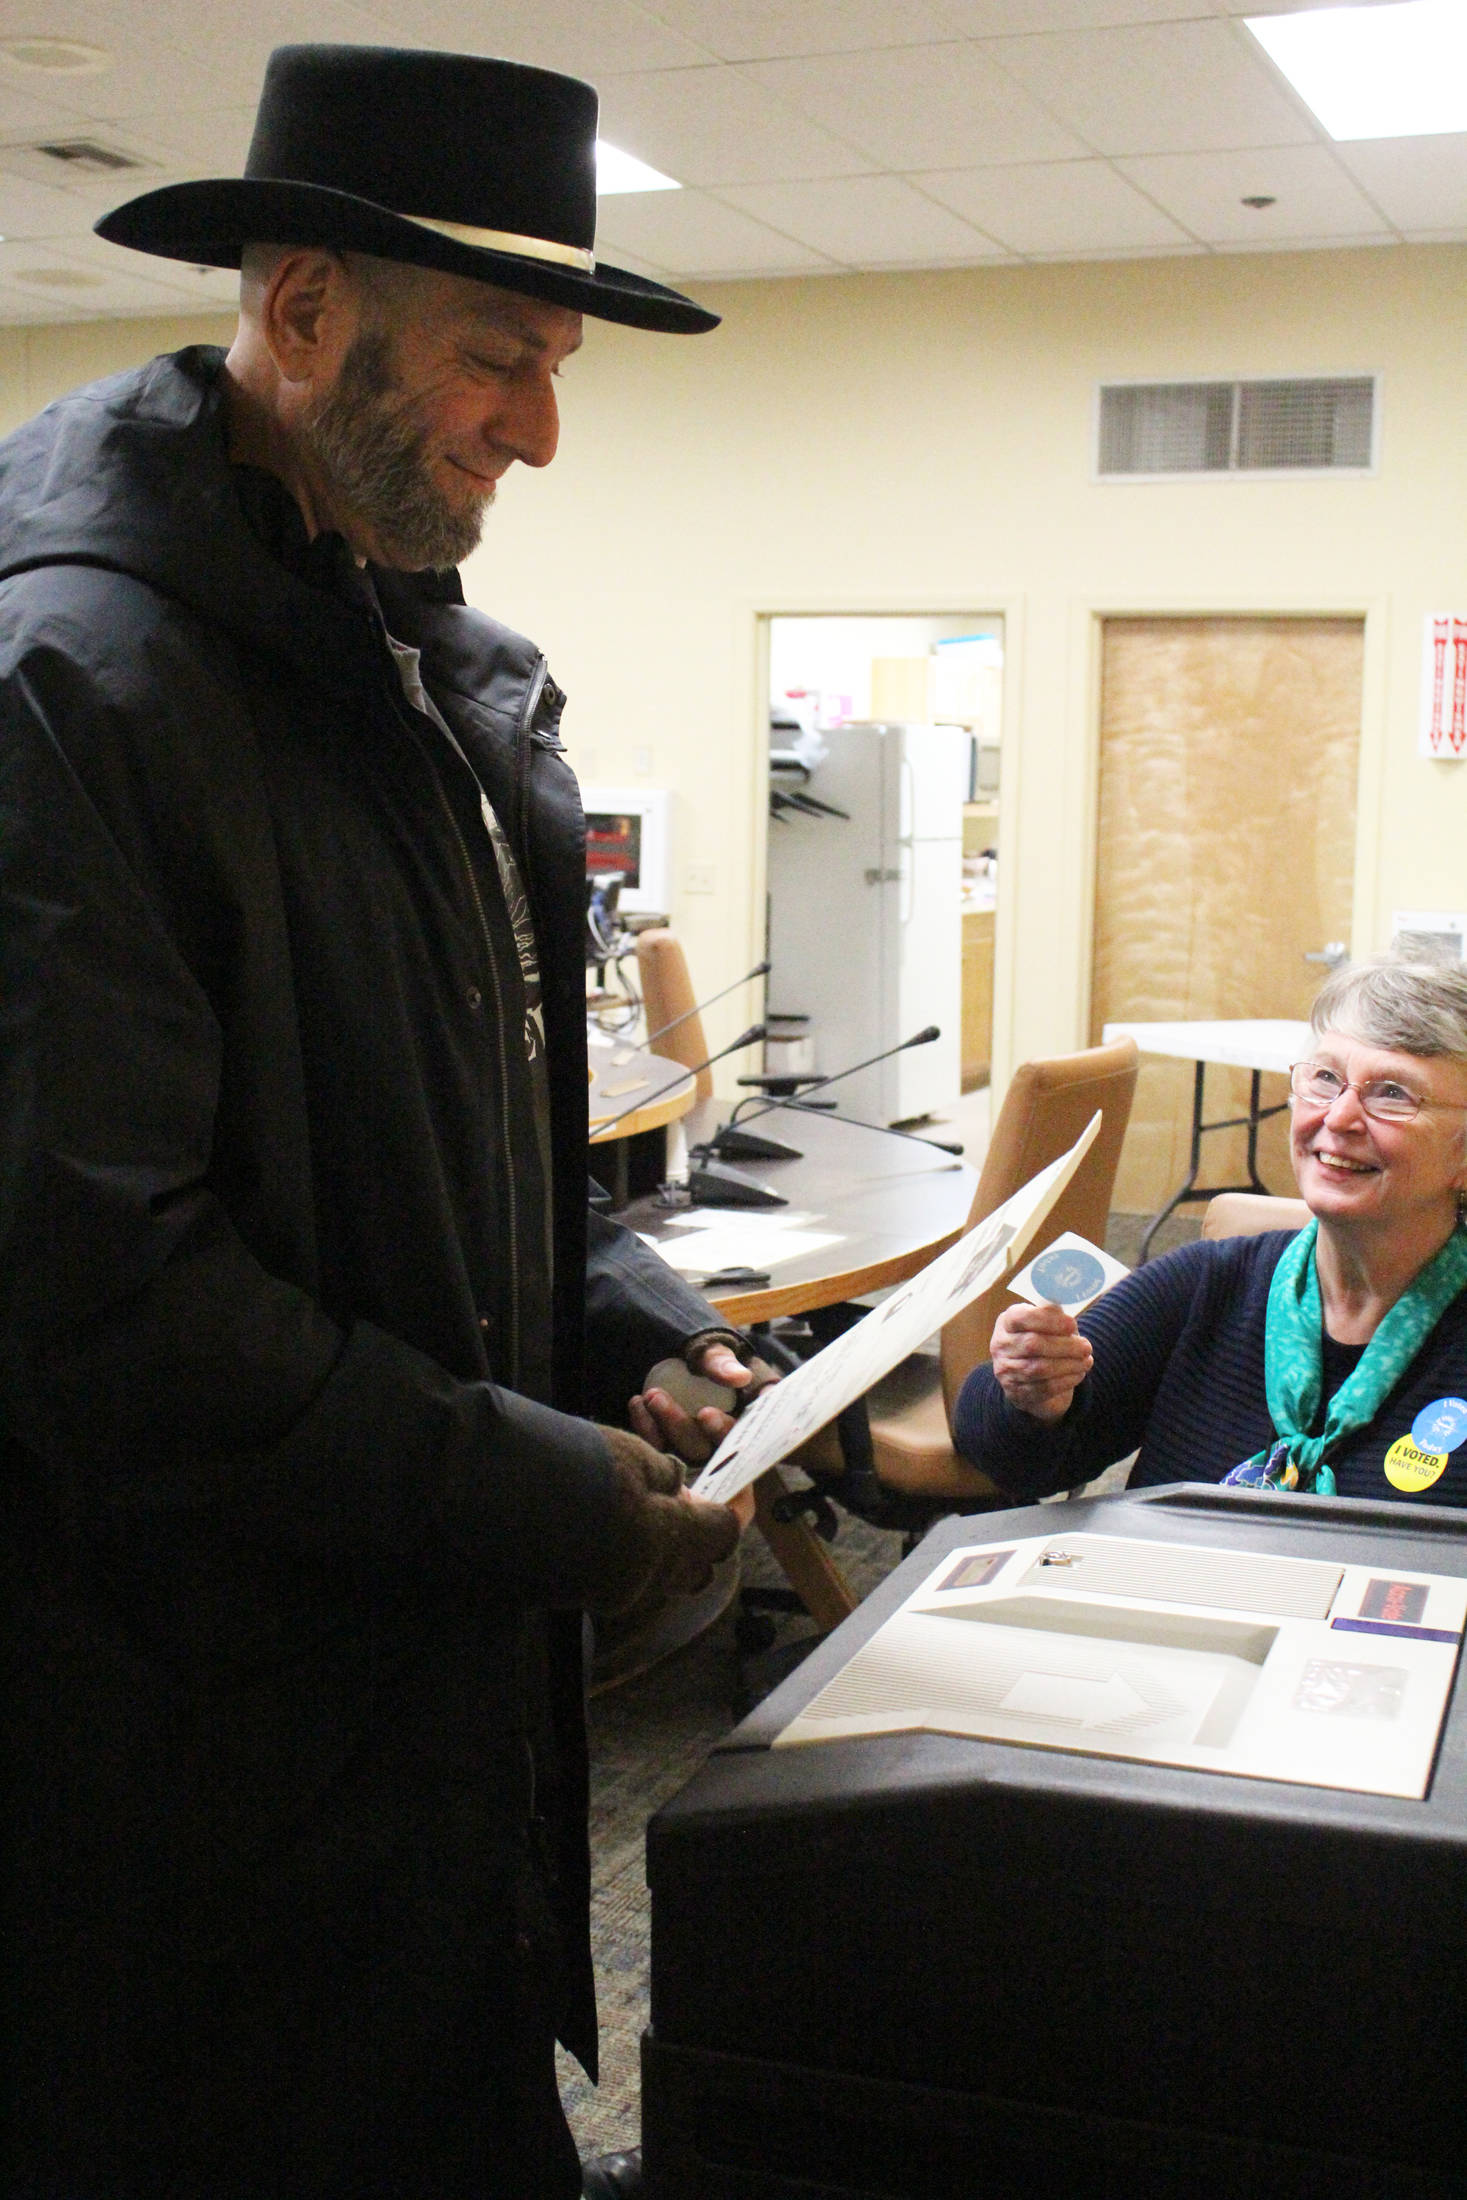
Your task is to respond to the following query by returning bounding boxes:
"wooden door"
[1091,617,1362,1215]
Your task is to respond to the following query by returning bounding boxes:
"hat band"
[397,212,595,276]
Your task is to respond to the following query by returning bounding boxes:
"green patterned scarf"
[1224,1220,1467,1496]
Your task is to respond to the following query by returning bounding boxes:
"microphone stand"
[700,1026,943,1163]
[609,958,770,1067]
[588,1023,767,1145]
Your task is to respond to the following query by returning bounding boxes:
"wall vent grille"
[1098,377,1376,477]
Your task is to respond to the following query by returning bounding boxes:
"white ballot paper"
[694,1113,1101,1508]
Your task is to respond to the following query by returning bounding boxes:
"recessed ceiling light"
[595,140,679,196]
[1247,0,1467,141]
[15,266,105,288]
[0,36,110,74]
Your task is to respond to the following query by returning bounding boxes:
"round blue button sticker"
[1029,1245,1107,1307]
[1410,1397,1467,1455]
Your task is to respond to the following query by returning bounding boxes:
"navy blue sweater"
[953,1231,1467,1508]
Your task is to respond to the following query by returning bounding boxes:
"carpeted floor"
[557,1511,908,2158]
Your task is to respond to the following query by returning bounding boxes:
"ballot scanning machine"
[643,1484,1467,2200]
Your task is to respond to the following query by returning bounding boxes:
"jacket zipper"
[513,656,549,880]
[407,728,523,1389]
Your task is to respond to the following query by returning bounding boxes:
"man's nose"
[493,372,560,471]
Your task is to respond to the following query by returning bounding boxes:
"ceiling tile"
[594,183,836,271]
[937,0,1211,27]
[598,63,876,184]
[992,18,1319,156]
[1333,134,1467,233]
[917,156,1189,252]
[637,0,955,64]
[360,0,718,76]
[716,172,1006,262]
[0,172,87,241]
[39,226,242,304]
[0,2,243,127]
[104,106,258,174]
[0,78,95,139]
[0,232,215,312]
[1117,143,1395,243]
[743,40,1088,167]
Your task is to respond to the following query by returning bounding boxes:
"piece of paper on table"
[655,1224,842,1276]
[694,1112,1101,1508]
[1006,1230,1129,1315]
[664,1208,821,1231]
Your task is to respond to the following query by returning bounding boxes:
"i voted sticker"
[1008,1231,1129,1316]
[1411,1397,1467,1455]
[1384,1435,1448,1494]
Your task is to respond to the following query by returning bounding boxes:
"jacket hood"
[0,346,528,699]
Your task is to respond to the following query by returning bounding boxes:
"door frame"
[746,591,1026,1082]
[1071,594,1389,1051]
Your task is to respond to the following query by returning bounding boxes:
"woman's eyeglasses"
[1289,1060,1447,1122]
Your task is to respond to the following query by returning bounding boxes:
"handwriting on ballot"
[693,1115,1102,1509]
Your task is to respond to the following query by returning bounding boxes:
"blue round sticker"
[1029,1245,1107,1307]
[1411,1397,1467,1455]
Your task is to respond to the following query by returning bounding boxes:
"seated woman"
[954,956,1467,1506]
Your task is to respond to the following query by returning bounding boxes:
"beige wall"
[5,245,1465,1092]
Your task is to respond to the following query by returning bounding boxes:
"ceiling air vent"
[31,137,146,174]
[1098,377,1376,478]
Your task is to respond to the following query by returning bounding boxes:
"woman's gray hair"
[1311,954,1467,1062]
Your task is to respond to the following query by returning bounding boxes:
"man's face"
[300,268,582,570]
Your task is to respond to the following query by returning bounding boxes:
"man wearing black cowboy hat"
[0,45,758,2200]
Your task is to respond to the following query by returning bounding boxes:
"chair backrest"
[1202,1191,1310,1240]
[938,1037,1140,1425]
[635,929,713,1099]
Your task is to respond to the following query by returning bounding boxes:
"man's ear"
[259,248,355,388]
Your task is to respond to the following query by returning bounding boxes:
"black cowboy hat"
[95,44,718,336]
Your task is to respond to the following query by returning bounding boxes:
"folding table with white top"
[1101,1017,1311,1259]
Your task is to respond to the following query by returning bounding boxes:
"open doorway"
[762,614,1003,1129]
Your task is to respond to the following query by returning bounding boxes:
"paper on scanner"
[693,1113,1101,1507]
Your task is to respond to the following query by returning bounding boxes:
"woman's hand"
[989,1302,1094,1424]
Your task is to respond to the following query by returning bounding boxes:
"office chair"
[780,1036,1140,1546]
[635,928,714,1100]
[1202,1191,1310,1239]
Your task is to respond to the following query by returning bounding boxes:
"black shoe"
[581,2147,642,2198]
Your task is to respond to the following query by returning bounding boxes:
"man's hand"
[629,1343,778,1526]
[593,1425,747,1614]
[989,1302,1093,1425]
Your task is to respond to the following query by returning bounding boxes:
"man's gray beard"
[300,327,492,571]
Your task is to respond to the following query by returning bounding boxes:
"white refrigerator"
[766,721,967,1125]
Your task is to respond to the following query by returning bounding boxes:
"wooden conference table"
[619,1099,980,1629]
[1103,1017,1311,1260]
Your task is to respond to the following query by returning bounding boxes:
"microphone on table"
[588,1023,767,1146]
[700,1025,943,1163]
[608,959,770,1065]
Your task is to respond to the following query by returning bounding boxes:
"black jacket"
[0,347,721,2188]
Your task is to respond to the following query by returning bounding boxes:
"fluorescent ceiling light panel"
[595,141,680,195]
[1246,1,1467,141]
